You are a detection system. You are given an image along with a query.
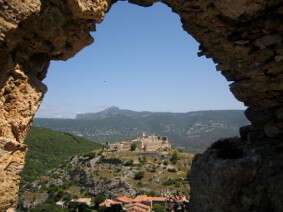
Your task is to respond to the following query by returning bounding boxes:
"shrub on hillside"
[152,204,166,212]
[162,178,182,187]
[138,156,147,165]
[162,178,175,186]
[134,171,145,180]
[168,168,177,173]
[93,193,107,208]
[98,204,123,212]
[83,151,97,159]
[170,152,179,164]
[146,191,158,197]
[124,160,134,166]
[130,143,137,151]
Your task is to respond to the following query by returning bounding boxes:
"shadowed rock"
[0,0,283,210]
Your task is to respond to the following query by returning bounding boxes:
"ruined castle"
[106,133,171,152]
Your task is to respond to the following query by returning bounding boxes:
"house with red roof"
[124,202,151,212]
[133,195,167,206]
[115,196,136,204]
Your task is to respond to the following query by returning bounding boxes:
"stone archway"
[0,0,283,211]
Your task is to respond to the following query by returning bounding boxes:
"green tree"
[139,156,147,165]
[134,171,145,180]
[168,168,177,172]
[162,178,175,186]
[170,152,179,165]
[146,191,158,197]
[152,204,166,212]
[93,193,107,208]
[68,203,92,212]
[98,205,123,212]
[124,160,133,166]
[130,143,137,151]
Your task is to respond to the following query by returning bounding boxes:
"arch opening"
[39,1,244,117]
[0,0,283,211]
[35,1,246,154]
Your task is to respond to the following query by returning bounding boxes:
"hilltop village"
[20,133,192,211]
[106,133,171,152]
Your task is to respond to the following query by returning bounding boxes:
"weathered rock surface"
[19,149,192,209]
[190,137,283,212]
[0,0,283,211]
[0,0,109,210]
[0,64,46,210]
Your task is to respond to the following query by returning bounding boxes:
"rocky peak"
[103,106,121,113]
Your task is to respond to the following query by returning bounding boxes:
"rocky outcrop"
[166,0,283,140]
[0,64,46,210]
[0,0,283,211]
[190,137,283,212]
[19,149,192,209]
[0,0,110,210]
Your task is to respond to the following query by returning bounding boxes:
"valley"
[34,107,249,154]
[18,108,249,211]
[19,129,192,212]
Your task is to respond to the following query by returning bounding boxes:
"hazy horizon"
[36,2,245,119]
[36,105,245,119]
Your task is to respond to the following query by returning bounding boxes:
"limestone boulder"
[67,0,111,22]
[190,138,283,212]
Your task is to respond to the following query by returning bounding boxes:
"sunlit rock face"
[0,0,283,210]
[0,0,110,210]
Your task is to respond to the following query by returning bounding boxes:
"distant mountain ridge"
[34,107,249,153]
[76,106,153,119]
[76,106,246,120]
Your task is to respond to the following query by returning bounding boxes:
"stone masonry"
[106,133,171,152]
[0,0,283,211]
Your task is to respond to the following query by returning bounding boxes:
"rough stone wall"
[0,0,111,210]
[190,138,283,212]
[128,0,283,139]
[163,0,283,140]
[0,0,283,211]
[138,135,171,152]
[0,63,46,210]
[107,135,170,152]
[157,1,283,211]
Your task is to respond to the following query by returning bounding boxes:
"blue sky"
[37,1,245,118]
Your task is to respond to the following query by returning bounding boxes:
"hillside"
[19,147,193,210]
[34,108,249,153]
[21,127,101,185]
